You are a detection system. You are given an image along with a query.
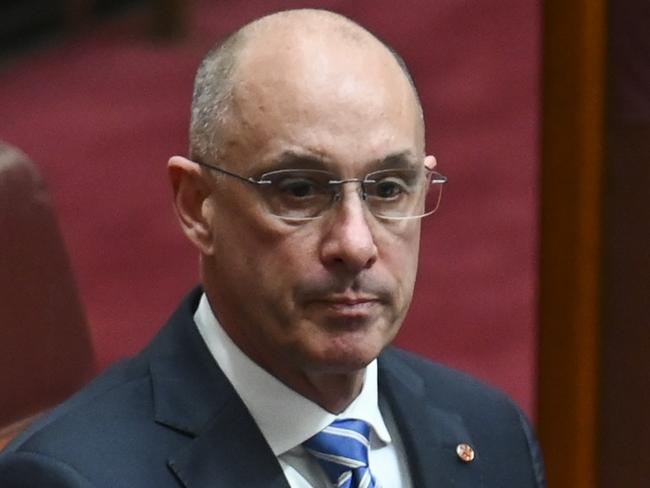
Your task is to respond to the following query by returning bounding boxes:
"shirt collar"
[193,293,392,455]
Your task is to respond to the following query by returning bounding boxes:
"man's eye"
[277,178,319,198]
[374,178,408,199]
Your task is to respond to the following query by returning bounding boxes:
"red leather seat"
[0,142,94,449]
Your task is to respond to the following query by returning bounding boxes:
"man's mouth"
[320,294,378,303]
[310,295,381,318]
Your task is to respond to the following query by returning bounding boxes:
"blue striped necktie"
[303,418,378,488]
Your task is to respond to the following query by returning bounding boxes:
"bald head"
[189,9,422,163]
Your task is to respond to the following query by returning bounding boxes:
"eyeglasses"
[193,159,448,222]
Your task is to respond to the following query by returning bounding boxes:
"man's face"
[201,33,429,387]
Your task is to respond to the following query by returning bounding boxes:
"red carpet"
[0,0,539,417]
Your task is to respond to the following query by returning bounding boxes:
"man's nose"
[318,187,378,273]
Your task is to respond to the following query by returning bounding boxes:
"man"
[0,9,545,487]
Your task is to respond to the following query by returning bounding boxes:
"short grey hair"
[189,29,248,163]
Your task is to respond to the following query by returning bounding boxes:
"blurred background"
[0,1,647,486]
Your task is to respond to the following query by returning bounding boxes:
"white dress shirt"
[194,293,412,487]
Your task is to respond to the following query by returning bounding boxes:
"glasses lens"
[258,169,335,220]
[364,169,445,219]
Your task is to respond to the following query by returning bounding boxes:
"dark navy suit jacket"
[0,289,545,487]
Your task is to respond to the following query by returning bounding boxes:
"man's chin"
[289,317,398,374]
[301,342,383,375]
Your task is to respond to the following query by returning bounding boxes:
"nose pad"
[332,181,368,206]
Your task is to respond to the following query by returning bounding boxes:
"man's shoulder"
[3,355,152,452]
[0,351,191,487]
[0,289,225,486]
[381,347,507,395]
[0,288,205,485]
[379,347,545,486]
[0,355,139,482]
[379,347,526,421]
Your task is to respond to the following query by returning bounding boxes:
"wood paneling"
[538,1,606,486]
[599,2,650,484]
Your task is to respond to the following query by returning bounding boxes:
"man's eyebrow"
[256,149,418,173]
[259,151,329,172]
[375,150,418,170]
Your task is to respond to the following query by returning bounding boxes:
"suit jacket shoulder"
[0,289,290,488]
[378,347,546,487]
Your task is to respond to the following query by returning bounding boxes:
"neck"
[290,369,367,414]
[240,342,367,413]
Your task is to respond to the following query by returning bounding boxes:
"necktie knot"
[304,419,377,488]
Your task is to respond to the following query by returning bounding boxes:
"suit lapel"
[379,351,484,487]
[144,289,290,488]
[166,397,290,488]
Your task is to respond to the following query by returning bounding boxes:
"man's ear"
[167,156,216,255]
[424,155,437,171]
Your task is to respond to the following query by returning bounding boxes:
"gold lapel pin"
[456,443,475,462]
